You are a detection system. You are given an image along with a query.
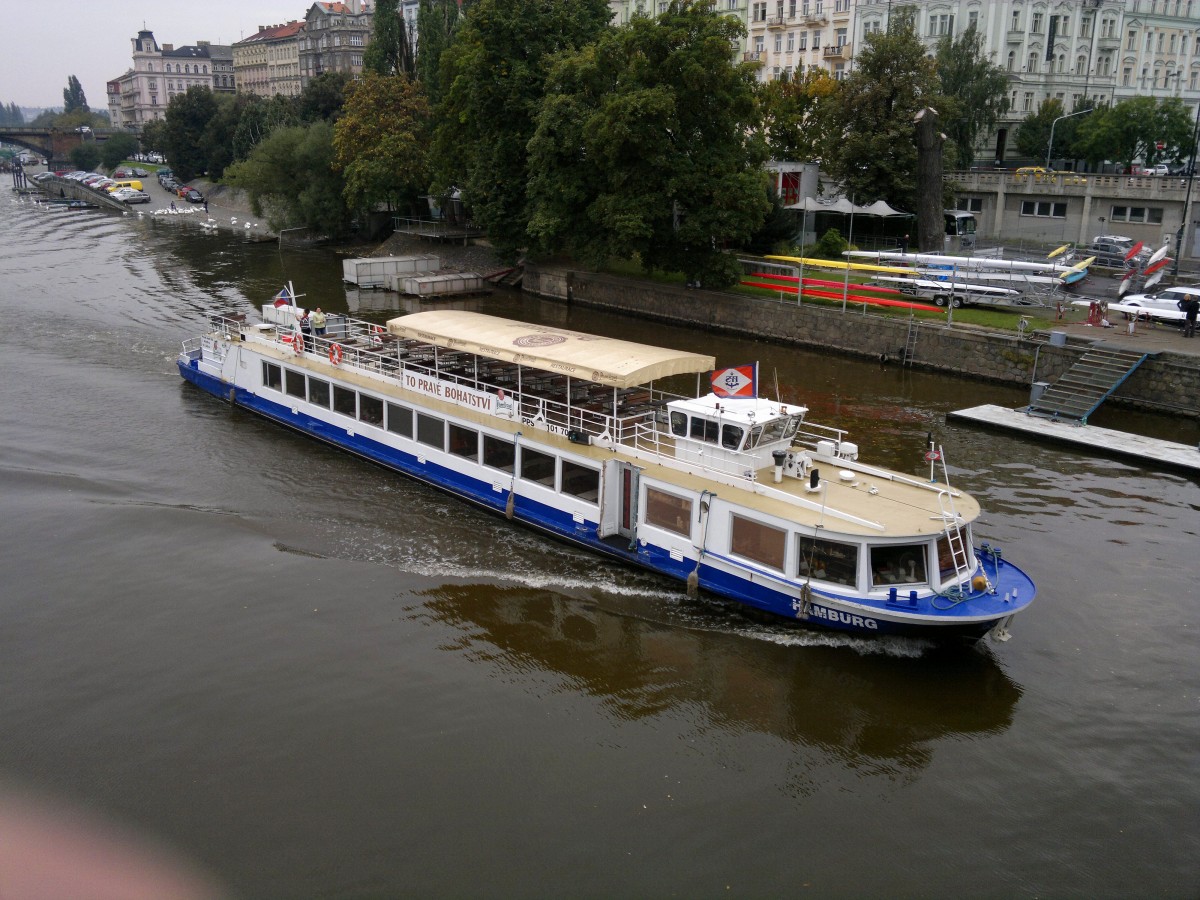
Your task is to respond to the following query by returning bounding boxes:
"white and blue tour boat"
[178,292,1036,642]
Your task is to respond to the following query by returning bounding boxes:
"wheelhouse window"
[386,402,412,438]
[690,416,719,442]
[730,514,786,570]
[645,487,692,537]
[561,460,600,502]
[670,411,687,437]
[483,435,514,472]
[263,362,282,391]
[333,385,356,417]
[448,424,478,460]
[870,544,928,587]
[520,447,556,486]
[797,535,858,588]
[359,394,383,427]
[416,413,444,449]
[721,423,744,450]
[285,369,305,399]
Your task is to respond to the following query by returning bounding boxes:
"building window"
[416,413,444,448]
[731,514,786,570]
[1110,206,1163,224]
[1020,201,1067,218]
[1032,12,1043,33]
[645,488,692,537]
[956,197,983,213]
[797,535,858,587]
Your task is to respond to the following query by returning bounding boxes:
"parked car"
[1147,164,1170,176]
[184,188,204,204]
[1121,285,1196,313]
[111,188,151,204]
[81,174,105,185]
[1083,235,1149,268]
[176,184,195,198]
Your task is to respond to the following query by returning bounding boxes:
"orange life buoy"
[293,333,304,354]
[329,343,343,365]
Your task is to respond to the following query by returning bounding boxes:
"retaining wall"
[524,265,1200,419]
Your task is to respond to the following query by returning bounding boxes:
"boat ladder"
[902,318,919,366]
[932,449,976,589]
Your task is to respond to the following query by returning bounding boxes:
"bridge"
[0,126,137,168]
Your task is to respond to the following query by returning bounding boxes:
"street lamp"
[1046,107,1094,170]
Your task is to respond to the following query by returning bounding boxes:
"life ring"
[329,343,343,366]
[293,333,304,354]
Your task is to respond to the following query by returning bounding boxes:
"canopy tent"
[387,311,716,388]
[784,196,912,217]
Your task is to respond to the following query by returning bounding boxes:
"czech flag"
[712,363,757,399]
[272,286,294,308]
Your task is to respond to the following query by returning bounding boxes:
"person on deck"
[312,308,327,337]
[299,309,312,340]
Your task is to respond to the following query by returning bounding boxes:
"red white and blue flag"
[272,285,294,308]
[712,363,757,399]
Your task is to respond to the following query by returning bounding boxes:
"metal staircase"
[1027,346,1151,424]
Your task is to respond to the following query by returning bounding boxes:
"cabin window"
[448,424,478,460]
[520,448,556,486]
[797,535,858,588]
[561,460,600,502]
[746,424,763,448]
[309,377,330,408]
[690,417,719,442]
[333,385,356,417]
[285,369,306,399]
[870,544,928,587]
[416,413,444,449]
[645,487,691,537]
[758,417,790,444]
[386,402,412,438]
[936,535,960,581]
[359,394,384,427]
[483,435,515,473]
[670,411,687,436]
[721,423,744,450]
[263,362,282,391]
[730,514,786,570]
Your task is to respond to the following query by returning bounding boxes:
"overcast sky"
[0,1,307,110]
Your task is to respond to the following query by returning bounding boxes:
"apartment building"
[234,22,305,98]
[107,30,233,127]
[298,1,374,87]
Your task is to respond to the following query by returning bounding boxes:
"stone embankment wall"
[525,265,1200,419]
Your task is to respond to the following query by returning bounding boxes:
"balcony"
[823,44,848,59]
[766,15,786,28]
[806,13,828,25]
[743,50,765,66]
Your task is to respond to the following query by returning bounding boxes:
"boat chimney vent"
[772,449,787,483]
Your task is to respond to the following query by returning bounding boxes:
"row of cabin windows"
[264,362,600,503]
[669,411,801,451]
[644,486,957,589]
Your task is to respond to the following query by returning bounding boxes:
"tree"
[759,69,839,162]
[364,0,415,77]
[0,102,24,126]
[433,0,612,260]
[1014,98,1072,164]
[934,24,1008,168]
[232,94,298,162]
[63,75,88,114]
[140,119,168,155]
[297,72,351,123]
[99,132,139,170]
[333,72,431,213]
[819,21,941,211]
[200,93,257,179]
[526,1,768,286]
[163,86,219,181]
[1074,97,1194,170]
[224,121,352,237]
[68,142,100,171]
[416,0,471,109]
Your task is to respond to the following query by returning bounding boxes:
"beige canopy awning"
[387,310,715,388]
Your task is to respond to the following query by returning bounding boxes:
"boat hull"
[178,356,1034,643]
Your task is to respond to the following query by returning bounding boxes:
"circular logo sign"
[513,333,567,347]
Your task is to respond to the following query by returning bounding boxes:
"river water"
[1,196,1197,898]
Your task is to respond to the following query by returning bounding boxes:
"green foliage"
[297,73,351,124]
[224,121,352,237]
[745,187,797,255]
[365,0,415,77]
[68,142,100,171]
[819,21,942,210]
[200,93,257,179]
[1074,97,1195,169]
[433,0,612,260]
[758,69,839,162]
[808,227,850,260]
[416,0,471,109]
[934,25,1008,168]
[232,95,299,162]
[0,102,24,126]
[333,73,431,212]
[526,1,768,287]
[63,75,88,114]
[140,119,168,154]
[163,86,218,181]
[99,132,139,170]
[1014,98,1067,162]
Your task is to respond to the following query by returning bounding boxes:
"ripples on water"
[1,193,1197,897]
